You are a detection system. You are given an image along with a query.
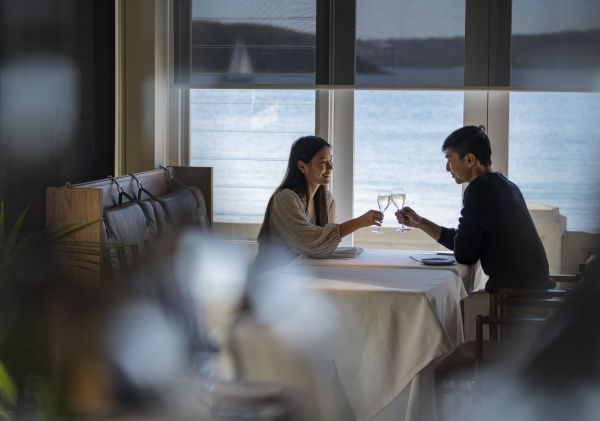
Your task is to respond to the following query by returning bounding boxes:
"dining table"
[228,249,484,421]
[293,248,485,292]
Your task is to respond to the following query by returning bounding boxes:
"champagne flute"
[371,193,390,235]
[391,187,411,232]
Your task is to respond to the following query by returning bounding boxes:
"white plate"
[410,255,456,266]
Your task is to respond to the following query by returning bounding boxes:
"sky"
[192,0,600,39]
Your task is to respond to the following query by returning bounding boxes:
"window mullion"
[317,90,354,245]
[329,89,355,246]
[465,0,512,87]
[463,90,509,177]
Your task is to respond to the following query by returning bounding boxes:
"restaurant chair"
[489,288,572,339]
[550,272,581,288]
[435,290,568,420]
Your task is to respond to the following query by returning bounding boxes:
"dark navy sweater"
[438,173,554,293]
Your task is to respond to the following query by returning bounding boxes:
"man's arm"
[397,207,458,251]
[451,182,487,264]
[437,227,457,250]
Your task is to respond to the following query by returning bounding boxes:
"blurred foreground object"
[449,253,600,421]
[1,227,296,419]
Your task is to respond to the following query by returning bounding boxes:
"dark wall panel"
[0,0,114,230]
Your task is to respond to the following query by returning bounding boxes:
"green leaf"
[24,374,62,419]
[3,205,29,259]
[46,219,101,242]
[66,263,103,275]
[0,359,16,406]
[0,205,104,279]
[13,233,37,257]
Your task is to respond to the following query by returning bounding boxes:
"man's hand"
[395,206,422,229]
[396,207,442,241]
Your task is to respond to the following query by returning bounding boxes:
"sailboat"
[227,38,253,81]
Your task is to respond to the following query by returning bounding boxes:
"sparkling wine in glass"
[391,187,411,232]
[372,193,390,235]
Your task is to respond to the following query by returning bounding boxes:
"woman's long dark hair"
[257,136,332,245]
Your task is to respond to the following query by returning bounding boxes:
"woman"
[254,135,383,271]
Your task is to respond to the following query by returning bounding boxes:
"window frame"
[165,0,599,241]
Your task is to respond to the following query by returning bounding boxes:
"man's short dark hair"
[442,125,492,166]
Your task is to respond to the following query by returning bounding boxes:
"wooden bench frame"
[46,166,212,279]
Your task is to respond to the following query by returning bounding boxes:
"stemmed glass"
[371,193,390,235]
[391,187,411,232]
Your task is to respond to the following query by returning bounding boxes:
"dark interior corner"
[0,0,115,232]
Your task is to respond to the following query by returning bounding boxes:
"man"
[397,125,555,293]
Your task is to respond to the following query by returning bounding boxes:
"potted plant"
[0,202,101,419]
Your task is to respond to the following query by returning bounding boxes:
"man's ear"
[465,153,477,167]
[297,160,306,174]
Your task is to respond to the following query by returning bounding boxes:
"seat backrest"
[475,315,547,366]
[489,288,570,340]
[102,185,211,272]
[155,185,210,229]
[490,288,571,316]
[102,201,160,273]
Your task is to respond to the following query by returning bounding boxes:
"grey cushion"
[157,185,209,229]
[145,199,169,235]
[100,184,209,272]
[102,202,159,271]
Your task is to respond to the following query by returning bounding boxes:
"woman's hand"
[357,209,384,228]
[339,209,384,238]
[395,206,422,228]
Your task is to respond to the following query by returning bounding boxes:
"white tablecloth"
[293,248,486,293]
[229,249,470,421]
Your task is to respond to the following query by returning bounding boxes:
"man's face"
[444,148,471,184]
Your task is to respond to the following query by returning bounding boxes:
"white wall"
[119,0,169,174]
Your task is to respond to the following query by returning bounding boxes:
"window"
[189,89,315,222]
[354,91,464,230]
[509,92,600,232]
[175,0,600,261]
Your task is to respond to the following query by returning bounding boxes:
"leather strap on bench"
[130,172,171,224]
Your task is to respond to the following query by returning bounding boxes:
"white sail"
[228,39,253,75]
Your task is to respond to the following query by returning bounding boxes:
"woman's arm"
[270,190,342,257]
[339,210,383,237]
[328,193,383,238]
[270,190,382,257]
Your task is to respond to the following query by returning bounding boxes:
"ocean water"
[354,91,464,228]
[509,92,600,233]
[190,89,600,233]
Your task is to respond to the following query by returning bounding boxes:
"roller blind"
[175,0,600,90]
[511,0,600,90]
[190,0,316,84]
[355,0,465,86]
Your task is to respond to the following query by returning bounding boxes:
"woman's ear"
[297,160,306,174]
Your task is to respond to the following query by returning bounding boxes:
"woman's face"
[300,146,333,187]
